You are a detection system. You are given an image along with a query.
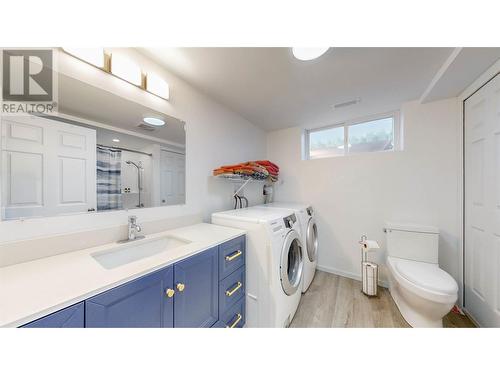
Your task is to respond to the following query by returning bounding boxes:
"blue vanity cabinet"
[212,235,246,328]
[173,247,219,328]
[22,302,84,328]
[20,235,246,328]
[85,266,174,328]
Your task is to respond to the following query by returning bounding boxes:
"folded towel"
[213,160,279,181]
[252,160,279,171]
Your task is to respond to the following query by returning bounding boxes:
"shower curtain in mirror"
[96,146,122,211]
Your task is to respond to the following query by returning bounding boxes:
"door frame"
[460,60,500,314]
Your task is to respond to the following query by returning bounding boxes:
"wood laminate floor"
[290,271,475,328]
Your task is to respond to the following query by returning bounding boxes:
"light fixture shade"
[62,47,104,68]
[111,53,142,85]
[147,72,170,100]
[292,47,329,61]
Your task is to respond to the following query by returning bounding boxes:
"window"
[305,112,400,159]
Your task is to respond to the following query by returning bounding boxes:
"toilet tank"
[385,222,439,263]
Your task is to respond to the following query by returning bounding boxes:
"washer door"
[280,230,304,296]
[306,217,318,262]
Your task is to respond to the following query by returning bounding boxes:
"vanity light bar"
[62,47,105,68]
[145,72,170,100]
[111,53,142,86]
[61,47,169,101]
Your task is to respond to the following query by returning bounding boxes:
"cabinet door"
[22,302,84,328]
[85,266,174,328]
[174,247,219,327]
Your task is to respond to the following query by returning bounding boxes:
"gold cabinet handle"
[165,288,175,298]
[176,283,185,292]
[225,281,242,297]
[225,250,242,262]
[226,313,242,328]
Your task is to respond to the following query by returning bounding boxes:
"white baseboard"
[316,264,389,288]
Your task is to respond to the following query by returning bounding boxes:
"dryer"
[212,207,303,327]
[257,202,318,292]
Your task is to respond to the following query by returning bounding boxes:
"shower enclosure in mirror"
[0,73,186,220]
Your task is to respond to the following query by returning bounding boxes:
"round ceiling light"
[143,117,165,126]
[292,47,329,61]
[112,138,120,143]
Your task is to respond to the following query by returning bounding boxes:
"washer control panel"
[270,220,284,233]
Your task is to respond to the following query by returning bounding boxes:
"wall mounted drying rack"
[214,175,273,197]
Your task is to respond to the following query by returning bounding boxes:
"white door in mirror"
[1,116,97,219]
[160,150,185,206]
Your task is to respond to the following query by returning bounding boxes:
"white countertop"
[0,223,246,327]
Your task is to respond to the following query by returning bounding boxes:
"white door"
[1,116,97,219]
[464,73,500,327]
[160,150,185,205]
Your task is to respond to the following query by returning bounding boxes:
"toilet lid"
[393,258,458,295]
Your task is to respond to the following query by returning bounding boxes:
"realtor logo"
[2,49,53,101]
[2,49,57,114]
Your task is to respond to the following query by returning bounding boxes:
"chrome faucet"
[126,215,144,241]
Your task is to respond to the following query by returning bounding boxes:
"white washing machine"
[212,207,304,327]
[257,203,318,292]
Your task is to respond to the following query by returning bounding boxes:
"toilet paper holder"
[359,235,380,297]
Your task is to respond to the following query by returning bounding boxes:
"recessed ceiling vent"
[333,98,361,110]
[137,123,156,131]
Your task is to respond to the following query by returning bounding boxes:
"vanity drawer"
[219,266,245,314]
[219,235,245,280]
[212,297,245,328]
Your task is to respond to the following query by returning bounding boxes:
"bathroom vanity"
[0,223,246,328]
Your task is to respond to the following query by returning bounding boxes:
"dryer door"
[306,217,318,262]
[280,230,304,296]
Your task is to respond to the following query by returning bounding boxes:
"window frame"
[304,111,401,160]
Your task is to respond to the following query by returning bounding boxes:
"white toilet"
[385,223,458,328]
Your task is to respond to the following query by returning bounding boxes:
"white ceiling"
[421,48,500,103]
[140,47,500,131]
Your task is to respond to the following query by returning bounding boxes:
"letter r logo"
[2,49,53,102]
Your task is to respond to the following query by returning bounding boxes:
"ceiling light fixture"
[292,47,329,61]
[143,117,165,126]
[112,138,120,143]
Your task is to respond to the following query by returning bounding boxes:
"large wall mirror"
[0,74,186,220]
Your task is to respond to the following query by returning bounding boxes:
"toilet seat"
[387,256,458,304]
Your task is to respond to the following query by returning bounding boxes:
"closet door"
[464,73,500,327]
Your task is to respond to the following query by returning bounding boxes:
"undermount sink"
[91,236,191,270]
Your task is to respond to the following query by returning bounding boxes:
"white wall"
[267,98,461,290]
[0,48,266,243]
